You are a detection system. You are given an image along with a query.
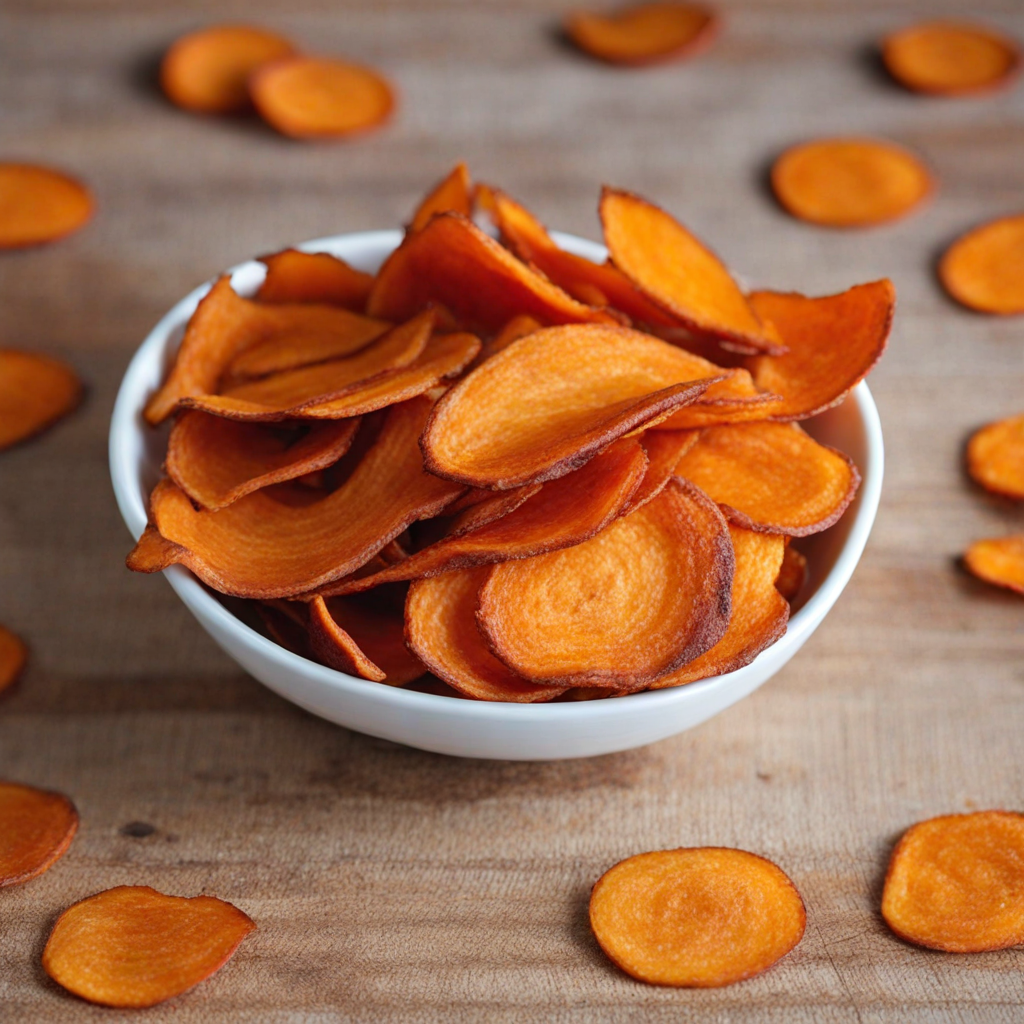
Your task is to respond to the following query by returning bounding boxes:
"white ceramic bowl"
[110,230,883,761]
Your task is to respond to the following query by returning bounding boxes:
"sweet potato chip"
[650,371,783,430]
[421,324,730,489]
[601,188,778,354]
[0,350,82,450]
[308,593,425,684]
[746,281,895,421]
[881,811,1024,952]
[477,479,733,687]
[939,215,1024,315]
[314,437,647,598]
[166,413,360,510]
[651,527,788,687]
[409,162,473,234]
[367,212,619,333]
[675,422,860,536]
[0,163,94,249]
[775,543,807,602]
[967,413,1024,498]
[590,848,806,986]
[405,567,565,702]
[0,780,78,887]
[42,886,254,1008]
[964,535,1024,595]
[257,249,374,311]
[487,314,544,357]
[128,397,465,597]
[565,2,719,66]
[0,625,27,696]
[623,430,698,513]
[250,56,395,139]
[771,139,933,228]
[882,21,1021,96]
[161,25,294,114]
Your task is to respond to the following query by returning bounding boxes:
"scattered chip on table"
[0,780,78,887]
[0,164,93,249]
[939,215,1024,315]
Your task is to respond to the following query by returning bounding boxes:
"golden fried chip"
[257,249,373,311]
[775,542,808,602]
[622,430,699,513]
[477,479,733,687]
[939,215,1024,315]
[42,886,254,1008]
[881,811,1024,952]
[0,780,78,887]
[0,350,82,450]
[967,413,1024,498]
[963,535,1024,595]
[409,162,474,234]
[0,164,94,249]
[486,314,544,357]
[675,422,860,536]
[590,848,805,986]
[0,625,27,696]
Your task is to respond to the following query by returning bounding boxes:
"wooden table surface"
[2,0,1024,1019]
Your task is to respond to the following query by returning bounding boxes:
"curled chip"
[0,625,28,696]
[42,886,255,1008]
[939,215,1024,315]
[0,163,94,249]
[601,188,779,354]
[160,25,294,114]
[0,350,82,450]
[963,535,1024,595]
[409,162,474,234]
[476,479,733,687]
[257,249,373,311]
[747,281,895,421]
[881,811,1024,952]
[405,567,566,702]
[623,430,699,513]
[249,56,395,139]
[771,138,933,228]
[166,413,360,510]
[882,21,1021,96]
[486,314,543,358]
[651,527,788,687]
[590,848,806,987]
[675,422,860,536]
[967,413,1024,498]
[0,780,78,887]
[775,543,808,602]
[565,2,719,66]
[421,323,731,489]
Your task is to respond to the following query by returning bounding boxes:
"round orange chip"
[0,350,82,450]
[0,780,78,887]
[250,56,395,139]
[882,21,1021,96]
[0,164,93,249]
[963,535,1024,595]
[939,215,1024,315]
[565,2,719,66]
[161,25,295,114]
[43,886,255,1008]
[771,138,933,228]
[882,811,1024,952]
[967,413,1024,498]
[590,848,806,987]
[0,624,27,696]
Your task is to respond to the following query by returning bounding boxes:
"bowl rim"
[109,228,884,723]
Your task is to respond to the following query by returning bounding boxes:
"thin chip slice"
[0,780,78,887]
[0,625,28,696]
[0,350,82,450]
[601,188,778,354]
[565,2,719,65]
[622,430,699,513]
[42,886,254,1008]
[675,422,860,536]
[308,593,425,684]
[161,25,294,114]
[883,21,1021,96]
[967,414,1024,498]
[257,249,374,311]
[881,811,1024,952]
[166,413,360,510]
[590,848,806,986]
[405,567,566,702]
[771,139,933,228]
[127,397,465,598]
[477,479,733,687]
[486,314,544,357]
[963,535,1024,595]
[939,215,1024,315]
[250,56,395,139]
[746,281,895,421]
[313,437,647,598]
[0,164,94,249]
[367,212,619,333]
[775,543,808,602]
[409,162,473,234]
[421,323,731,489]
[650,527,788,687]
[650,372,784,430]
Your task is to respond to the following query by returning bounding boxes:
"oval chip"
[939,215,1024,315]
[963,535,1024,595]
[409,162,474,234]
[0,780,78,887]
[967,413,1024,498]
[0,164,94,249]
[0,350,82,450]
[257,248,374,311]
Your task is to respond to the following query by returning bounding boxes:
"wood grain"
[1,1,1023,1019]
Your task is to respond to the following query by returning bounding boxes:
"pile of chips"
[126,165,893,702]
